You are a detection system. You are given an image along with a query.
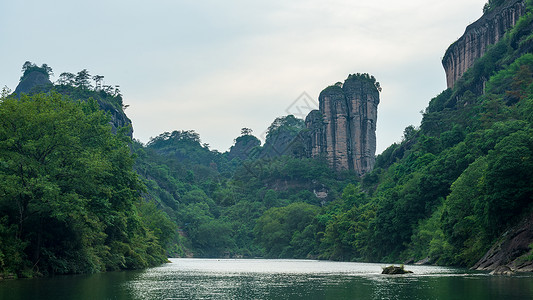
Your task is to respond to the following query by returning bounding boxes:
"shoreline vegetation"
[2,0,533,279]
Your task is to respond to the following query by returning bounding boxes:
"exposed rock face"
[472,211,533,273]
[305,110,326,158]
[13,71,52,95]
[490,265,515,275]
[442,0,526,89]
[96,99,133,137]
[305,75,379,175]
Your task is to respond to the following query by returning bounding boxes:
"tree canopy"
[0,92,168,277]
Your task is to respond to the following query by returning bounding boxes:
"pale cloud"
[1,0,488,153]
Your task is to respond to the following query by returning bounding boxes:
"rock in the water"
[490,265,515,276]
[381,265,413,275]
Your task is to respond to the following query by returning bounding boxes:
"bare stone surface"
[490,265,515,275]
[442,0,526,89]
[13,71,52,96]
[304,75,379,175]
[473,211,533,273]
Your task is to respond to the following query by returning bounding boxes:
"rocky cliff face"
[472,211,533,273]
[305,75,379,175]
[13,71,53,95]
[96,98,133,137]
[442,0,526,88]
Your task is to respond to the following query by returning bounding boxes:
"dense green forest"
[0,65,173,277]
[1,0,533,278]
[132,0,533,266]
[0,91,170,277]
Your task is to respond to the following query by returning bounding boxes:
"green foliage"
[483,0,507,13]
[18,63,125,112]
[309,9,533,267]
[346,73,382,92]
[405,204,453,264]
[318,184,375,261]
[126,37,533,267]
[254,202,320,258]
[20,61,53,80]
[0,93,167,276]
[265,115,305,141]
[133,127,347,258]
[11,2,530,272]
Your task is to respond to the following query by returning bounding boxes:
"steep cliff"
[442,0,526,88]
[13,70,53,95]
[305,74,380,175]
[304,110,326,158]
[472,211,533,273]
[95,97,133,136]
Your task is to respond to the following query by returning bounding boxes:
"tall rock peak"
[14,71,52,96]
[305,74,380,175]
[442,0,526,88]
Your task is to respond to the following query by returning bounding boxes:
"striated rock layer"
[442,0,526,89]
[473,211,533,273]
[305,75,379,175]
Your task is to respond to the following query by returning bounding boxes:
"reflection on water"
[1,258,533,300]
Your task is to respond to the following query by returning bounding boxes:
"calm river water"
[1,258,533,299]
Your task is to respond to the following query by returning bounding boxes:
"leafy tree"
[241,127,253,135]
[265,115,304,140]
[0,92,166,276]
[20,61,53,80]
[74,69,92,89]
[57,72,75,85]
[254,202,320,258]
[93,75,104,91]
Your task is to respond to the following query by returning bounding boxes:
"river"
[1,258,532,299]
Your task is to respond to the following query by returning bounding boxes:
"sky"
[0,0,488,154]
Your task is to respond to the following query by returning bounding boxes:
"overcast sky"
[1,0,487,154]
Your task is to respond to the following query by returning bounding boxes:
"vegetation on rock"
[0,92,168,278]
[2,0,533,278]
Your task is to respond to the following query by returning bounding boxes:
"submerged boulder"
[382,265,413,275]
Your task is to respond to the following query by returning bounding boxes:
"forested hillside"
[0,91,169,277]
[132,119,353,258]
[1,0,533,279]
[133,0,533,268]
[312,0,533,266]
